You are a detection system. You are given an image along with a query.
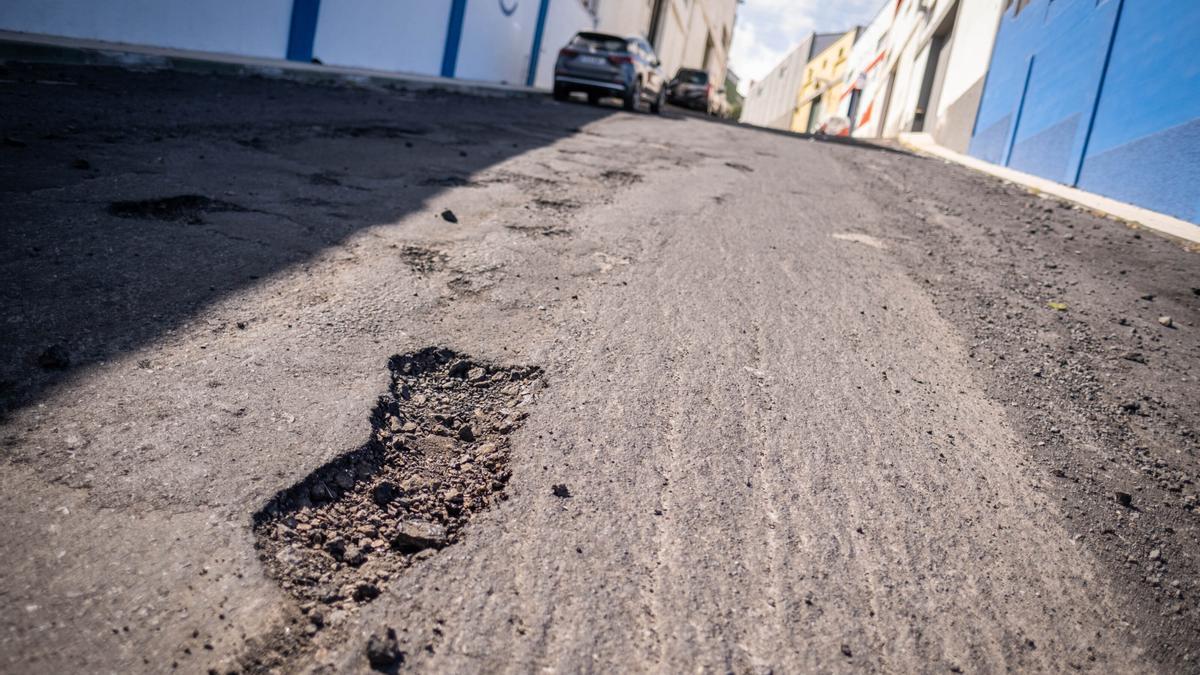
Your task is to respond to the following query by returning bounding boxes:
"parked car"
[667,68,719,114]
[553,32,666,113]
[815,116,852,137]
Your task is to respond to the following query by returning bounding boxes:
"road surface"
[1,63,1198,673]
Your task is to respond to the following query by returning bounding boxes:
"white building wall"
[682,4,708,70]
[930,0,1003,150]
[739,35,815,129]
[838,0,931,138]
[934,2,999,119]
[683,0,737,86]
[0,0,292,59]
[876,0,924,137]
[456,0,541,84]
[883,37,924,136]
[593,0,653,38]
[838,5,891,137]
[533,0,597,88]
[313,0,450,77]
[656,1,689,77]
[846,0,1000,143]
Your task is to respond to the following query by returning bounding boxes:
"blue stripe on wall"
[441,0,469,78]
[1072,0,1126,185]
[286,0,321,62]
[1002,55,1035,167]
[526,0,553,86]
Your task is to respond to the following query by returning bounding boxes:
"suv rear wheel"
[623,80,642,112]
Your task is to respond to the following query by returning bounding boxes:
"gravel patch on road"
[844,145,1200,671]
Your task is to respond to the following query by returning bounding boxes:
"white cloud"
[729,0,885,93]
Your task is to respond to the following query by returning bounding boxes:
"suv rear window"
[676,70,709,85]
[571,33,629,53]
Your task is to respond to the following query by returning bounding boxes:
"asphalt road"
[2,64,1198,674]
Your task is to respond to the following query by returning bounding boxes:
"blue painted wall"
[969,0,1200,224]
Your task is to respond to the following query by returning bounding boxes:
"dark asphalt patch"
[35,344,71,370]
[308,171,342,186]
[505,224,572,238]
[323,125,430,140]
[107,195,246,224]
[398,245,449,274]
[419,175,481,188]
[598,169,642,187]
[531,198,581,213]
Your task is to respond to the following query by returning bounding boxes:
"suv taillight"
[607,54,633,65]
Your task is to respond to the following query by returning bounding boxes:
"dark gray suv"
[667,68,712,112]
[553,32,666,113]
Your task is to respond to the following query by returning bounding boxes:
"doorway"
[913,2,957,132]
[847,88,863,132]
[807,94,824,133]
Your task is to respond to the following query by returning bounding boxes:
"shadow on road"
[0,62,613,417]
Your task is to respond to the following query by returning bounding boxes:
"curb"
[897,132,1200,247]
[0,31,546,100]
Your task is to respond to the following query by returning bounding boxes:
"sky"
[728,0,885,93]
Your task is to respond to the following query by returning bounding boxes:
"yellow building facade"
[791,28,860,133]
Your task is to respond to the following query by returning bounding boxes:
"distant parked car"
[816,116,852,137]
[553,32,666,113]
[667,68,719,114]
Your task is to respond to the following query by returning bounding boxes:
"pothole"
[505,224,572,238]
[399,245,449,274]
[323,125,430,140]
[598,169,642,187]
[309,171,343,186]
[251,348,542,622]
[445,271,502,298]
[107,195,246,223]
[529,197,580,213]
[418,175,481,188]
[481,170,560,191]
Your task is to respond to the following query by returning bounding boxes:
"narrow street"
[2,64,1198,673]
